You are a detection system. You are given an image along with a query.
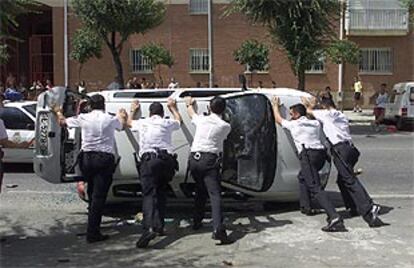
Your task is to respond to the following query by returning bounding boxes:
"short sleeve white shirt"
[280,116,324,154]
[191,113,231,154]
[66,110,122,154]
[131,115,180,157]
[0,119,8,140]
[312,109,352,145]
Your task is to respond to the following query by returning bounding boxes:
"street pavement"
[0,122,413,268]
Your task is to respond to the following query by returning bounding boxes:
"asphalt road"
[1,127,413,268]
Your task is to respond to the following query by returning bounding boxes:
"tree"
[0,0,38,63]
[400,0,414,21]
[228,0,340,90]
[70,27,102,80]
[72,0,166,88]
[325,39,360,65]
[233,39,269,87]
[139,43,174,87]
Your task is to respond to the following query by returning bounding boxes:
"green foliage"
[233,39,269,72]
[0,44,10,64]
[228,0,340,90]
[400,0,414,21]
[70,27,102,65]
[0,0,38,64]
[140,43,174,69]
[325,40,360,65]
[72,0,166,86]
[0,0,38,40]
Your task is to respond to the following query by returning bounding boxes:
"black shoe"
[346,208,359,217]
[86,234,109,243]
[212,229,231,244]
[154,228,166,236]
[136,231,157,248]
[363,204,386,228]
[321,217,347,232]
[192,221,203,231]
[301,208,322,216]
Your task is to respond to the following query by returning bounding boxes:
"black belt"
[191,151,219,161]
[83,151,114,157]
[333,141,354,148]
[141,150,171,161]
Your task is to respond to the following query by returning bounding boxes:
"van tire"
[396,117,404,130]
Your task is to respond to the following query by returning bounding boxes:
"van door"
[221,93,277,192]
[34,87,84,183]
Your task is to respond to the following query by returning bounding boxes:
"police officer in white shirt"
[128,98,181,248]
[272,96,346,232]
[185,96,232,244]
[54,94,127,243]
[302,97,385,228]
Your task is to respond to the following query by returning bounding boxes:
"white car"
[384,82,414,130]
[34,87,331,204]
[0,101,36,163]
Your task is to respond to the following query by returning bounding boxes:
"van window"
[23,103,37,117]
[0,107,34,130]
[179,90,240,98]
[113,91,174,98]
[410,87,414,103]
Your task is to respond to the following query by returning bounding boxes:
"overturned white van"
[34,87,331,204]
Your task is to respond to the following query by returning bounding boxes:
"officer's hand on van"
[167,98,177,109]
[130,100,140,114]
[272,96,281,107]
[185,97,195,107]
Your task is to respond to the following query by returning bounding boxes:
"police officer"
[185,96,232,244]
[272,96,346,232]
[54,94,127,243]
[128,98,182,248]
[302,96,385,228]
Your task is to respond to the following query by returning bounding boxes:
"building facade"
[2,0,413,108]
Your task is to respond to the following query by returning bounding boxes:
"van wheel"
[396,117,404,130]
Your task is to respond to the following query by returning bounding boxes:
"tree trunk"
[111,50,124,88]
[78,64,83,82]
[158,65,163,88]
[297,69,306,91]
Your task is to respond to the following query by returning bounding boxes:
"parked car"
[34,87,331,205]
[384,82,414,130]
[0,101,36,163]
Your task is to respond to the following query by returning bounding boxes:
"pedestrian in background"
[128,98,181,248]
[53,94,127,243]
[353,76,363,112]
[272,96,346,232]
[373,83,388,131]
[168,77,179,89]
[185,96,232,244]
[302,96,386,228]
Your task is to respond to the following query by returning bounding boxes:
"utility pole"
[64,0,68,88]
[208,0,214,88]
[338,0,345,111]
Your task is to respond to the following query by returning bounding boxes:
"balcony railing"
[346,8,409,35]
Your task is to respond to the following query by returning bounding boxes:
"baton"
[326,138,361,179]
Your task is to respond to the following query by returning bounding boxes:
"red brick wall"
[51,3,413,108]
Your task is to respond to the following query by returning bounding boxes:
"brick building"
[1,0,413,108]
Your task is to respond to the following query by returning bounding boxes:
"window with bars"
[131,49,152,73]
[190,48,209,73]
[359,48,392,73]
[189,0,208,14]
[306,55,326,73]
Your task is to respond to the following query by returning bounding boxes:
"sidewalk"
[343,109,374,125]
